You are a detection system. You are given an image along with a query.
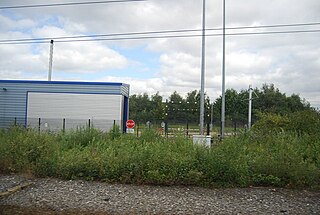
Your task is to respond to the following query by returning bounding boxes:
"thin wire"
[0,29,319,45]
[225,29,320,36]
[1,22,320,43]
[226,22,320,30]
[0,29,201,43]
[0,0,146,10]
[0,34,200,44]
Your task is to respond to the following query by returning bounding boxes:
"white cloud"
[0,16,129,75]
[0,0,319,108]
[0,14,35,30]
[227,51,272,74]
[0,43,46,73]
[159,52,200,87]
[42,42,128,73]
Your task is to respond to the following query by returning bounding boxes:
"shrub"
[0,126,58,175]
[251,112,290,135]
[287,110,320,136]
[0,124,319,189]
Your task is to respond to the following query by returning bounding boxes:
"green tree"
[129,93,152,123]
[184,90,211,124]
[213,89,247,128]
[166,91,185,123]
[185,90,199,123]
[287,94,310,112]
[150,92,164,122]
[254,84,311,116]
[255,84,288,114]
[130,83,312,128]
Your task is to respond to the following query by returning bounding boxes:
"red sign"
[126,119,135,129]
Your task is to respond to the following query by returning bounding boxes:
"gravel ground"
[0,174,319,215]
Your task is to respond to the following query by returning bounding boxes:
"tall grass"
[0,126,319,188]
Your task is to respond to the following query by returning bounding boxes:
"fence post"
[136,123,139,137]
[165,122,168,138]
[186,120,189,137]
[38,118,41,133]
[14,117,17,126]
[88,119,91,129]
[62,118,66,133]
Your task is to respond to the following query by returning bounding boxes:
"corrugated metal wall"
[0,80,129,131]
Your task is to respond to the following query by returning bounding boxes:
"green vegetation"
[1,109,319,189]
[129,84,311,127]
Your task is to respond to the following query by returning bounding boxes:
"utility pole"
[199,0,206,135]
[48,40,54,81]
[248,85,253,129]
[221,0,226,139]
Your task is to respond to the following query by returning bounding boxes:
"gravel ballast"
[0,174,319,214]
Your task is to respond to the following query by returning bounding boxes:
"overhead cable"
[1,29,319,45]
[0,0,146,10]
[0,21,320,43]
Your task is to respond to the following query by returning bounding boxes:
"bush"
[251,112,290,135]
[252,110,320,137]
[287,110,320,136]
[0,123,319,189]
[0,126,58,175]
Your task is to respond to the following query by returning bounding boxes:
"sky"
[0,0,319,108]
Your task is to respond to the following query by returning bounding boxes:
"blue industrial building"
[0,80,129,132]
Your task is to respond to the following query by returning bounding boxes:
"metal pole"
[210,102,214,132]
[38,118,41,133]
[199,0,206,135]
[186,120,189,137]
[63,118,66,133]
[248,85,252,129]
[48,40,54,81]
[221,0,226,139]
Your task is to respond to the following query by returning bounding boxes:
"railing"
[0,117,247,137]
[133,120,247,138]
[0,117,122,132]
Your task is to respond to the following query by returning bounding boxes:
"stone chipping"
[0,174,319,214]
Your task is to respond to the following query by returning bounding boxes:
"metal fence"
[132,120,247,138]
[0,116,122,132]
[1,116,247,138]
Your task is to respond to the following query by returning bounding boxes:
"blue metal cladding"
[123,96,129,132]
[0,80,130,130]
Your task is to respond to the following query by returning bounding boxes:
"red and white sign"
[126,119,135,129]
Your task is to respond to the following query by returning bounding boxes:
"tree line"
[129,84,312,127]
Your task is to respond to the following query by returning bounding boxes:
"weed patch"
[0,126,319,188]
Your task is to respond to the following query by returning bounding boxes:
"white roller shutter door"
[27,92,123,131]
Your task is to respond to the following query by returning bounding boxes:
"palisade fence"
[0,116,122,133]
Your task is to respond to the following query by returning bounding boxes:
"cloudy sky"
[0,0,319,108]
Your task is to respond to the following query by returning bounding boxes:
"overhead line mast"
[199,0,206,135]
[221,0,226,139]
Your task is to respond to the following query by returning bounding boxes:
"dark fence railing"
[0,117,122,132]
[1,117,248,137]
